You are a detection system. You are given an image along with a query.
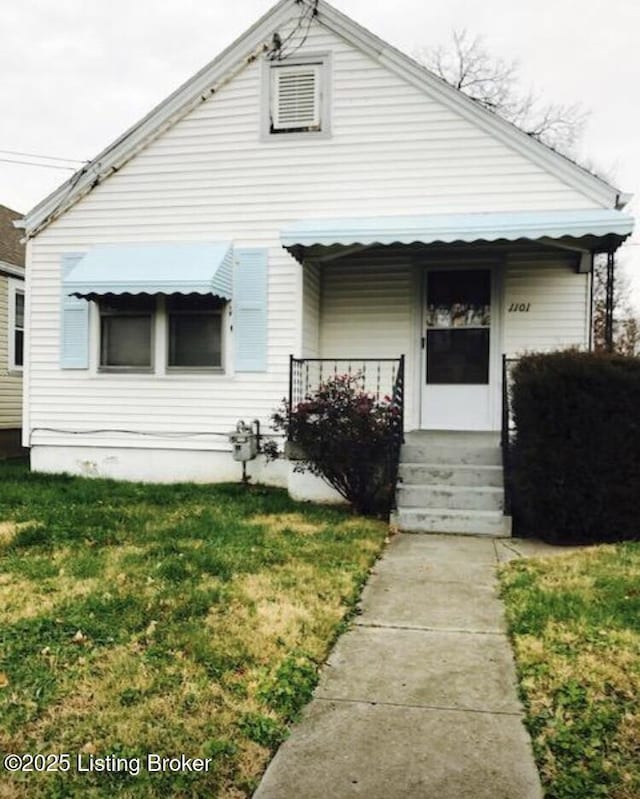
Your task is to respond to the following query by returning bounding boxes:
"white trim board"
[7,277,25,373]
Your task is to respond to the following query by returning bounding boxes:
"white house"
[18,0,633,533]
[0,204,25,457]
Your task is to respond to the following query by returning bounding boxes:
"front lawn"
[500,544,640,799]
[0,460,387,798]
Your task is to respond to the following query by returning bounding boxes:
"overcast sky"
[2,0,639,304]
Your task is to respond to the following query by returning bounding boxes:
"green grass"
[500,543,640,799]
[0,459,388,798]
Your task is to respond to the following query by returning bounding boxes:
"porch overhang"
[281,208,634,265]
[63,242,234,298]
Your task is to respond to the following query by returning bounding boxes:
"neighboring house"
[0,204,25,457]
[17,0,633,532]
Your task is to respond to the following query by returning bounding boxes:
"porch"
[281,208,633,534]
[284,208,632,433]
[287,353,508,535]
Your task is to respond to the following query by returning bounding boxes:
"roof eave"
[307,0,622,208]
[0,260,26,278]
[22,0,626,237]
[616,192,633,209]
[21,0,295,238]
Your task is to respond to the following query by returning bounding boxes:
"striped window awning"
[63,242,234,298]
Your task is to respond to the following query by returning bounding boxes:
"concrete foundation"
[287,464,345,504]
[30,445,289,487]
[29,445,346,507]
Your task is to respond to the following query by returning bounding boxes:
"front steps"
[394,432,511,537]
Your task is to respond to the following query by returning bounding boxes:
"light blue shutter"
[60,253,89,369]
[233,248,268,372]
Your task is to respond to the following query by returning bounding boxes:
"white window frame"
[98,296,155,374]
[8,278,25,372]
[261,52,332,141]
[93,295,228,377]
[166,298,226,373]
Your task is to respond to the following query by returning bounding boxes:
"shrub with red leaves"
[270,374,401,518]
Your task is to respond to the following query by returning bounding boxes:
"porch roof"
[281,208,634,255]
[63,242,233,298]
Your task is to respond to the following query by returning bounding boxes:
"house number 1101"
[508,303,531,313]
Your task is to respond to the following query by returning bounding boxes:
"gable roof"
[0,204,25,267]
[20,0,628,238]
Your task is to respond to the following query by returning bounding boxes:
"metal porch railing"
[288,355,406,508]
[501,355,519,517]
[289,356,405,413]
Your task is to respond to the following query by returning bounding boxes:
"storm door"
[421,268,495,430]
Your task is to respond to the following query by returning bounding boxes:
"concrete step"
[403,431,500,446]
[399,463,504,488]
[400,444,502,466]
[397,484,504,512]
[394,508,509,537]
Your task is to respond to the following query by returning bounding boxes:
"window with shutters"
[263,54,331,138]
[96,294,227,374]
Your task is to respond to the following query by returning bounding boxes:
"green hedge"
[511,351,640,544]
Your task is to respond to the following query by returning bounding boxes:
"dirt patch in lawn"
[214,567,348,664]
[0,519,41,542]
[248,513,325,536]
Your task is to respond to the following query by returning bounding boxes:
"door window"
[426,270,491,385]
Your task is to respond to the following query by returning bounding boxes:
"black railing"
[289,356,406,417]
[288,355,406,507]
[501,355,519,516]
[388,355,405,508]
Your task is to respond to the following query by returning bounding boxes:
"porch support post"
[288,354,294,441]
[605,250,615,353]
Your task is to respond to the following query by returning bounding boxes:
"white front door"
[420,267,497,430]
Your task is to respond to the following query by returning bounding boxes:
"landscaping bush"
[511,350,640,544]
[269,374,401,518]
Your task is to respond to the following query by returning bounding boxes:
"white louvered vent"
[271,64,321,132]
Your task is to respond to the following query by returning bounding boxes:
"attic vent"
[271,64,321,133]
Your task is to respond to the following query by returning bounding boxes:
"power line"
[0,156,76,171]
[0,148,86,165]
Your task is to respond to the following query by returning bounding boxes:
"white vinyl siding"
[320,256,415,425]
[503,254,590,355]
[0,274,24,429]
[26,19,600,450]
[302,261,320,357]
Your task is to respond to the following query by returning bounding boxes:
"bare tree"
[416,29,588,155]
[418,29,639,354]
[592,254,640,355]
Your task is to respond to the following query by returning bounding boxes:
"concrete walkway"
[254,535,547,799]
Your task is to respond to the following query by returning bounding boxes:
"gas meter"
[229,420,258,462]
[228,420,261,485]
